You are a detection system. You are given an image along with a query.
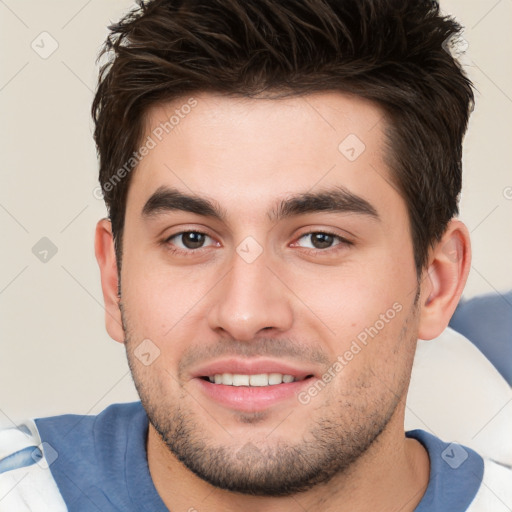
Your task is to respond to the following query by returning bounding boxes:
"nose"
[207,246,294,341]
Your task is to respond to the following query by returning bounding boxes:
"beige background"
[0,0,511,425]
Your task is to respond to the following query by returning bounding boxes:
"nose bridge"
[207,242,293,340]
[230,248,272,303]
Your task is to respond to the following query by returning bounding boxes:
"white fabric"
[406,327,512,467]
[0,420,67,512]
[467,459,512,511]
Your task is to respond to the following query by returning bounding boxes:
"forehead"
[127,91,402,222]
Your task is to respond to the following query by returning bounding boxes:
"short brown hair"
[92,0,474,278]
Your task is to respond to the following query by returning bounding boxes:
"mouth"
[190,359,318,412]
[200,372,313,387]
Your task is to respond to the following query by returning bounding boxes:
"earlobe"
[417,220,471,340]
[94,218,125,344]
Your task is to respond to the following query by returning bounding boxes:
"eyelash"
[162,230,353,257]
[292,231,354,255]
[162,230,216,257]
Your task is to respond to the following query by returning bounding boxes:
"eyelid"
[163,229,219,255]
[293,225,354,243]
[291,230,353,251]
[165,229,213,242]
[162,223,218,242]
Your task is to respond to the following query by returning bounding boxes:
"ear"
[417,219,471,340]
[94,218,125,344]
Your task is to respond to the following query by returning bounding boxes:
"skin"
[95,91,471,511]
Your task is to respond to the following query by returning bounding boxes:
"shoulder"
[407,429,512,512]
[34,401,146,461]
[33,401,146,475]
[0,402,145,511]
[0,420,67,511]
[34,401,148,509]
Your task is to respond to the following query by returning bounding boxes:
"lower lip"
[194,377,314,412]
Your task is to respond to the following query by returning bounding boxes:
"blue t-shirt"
[33,401,484,511]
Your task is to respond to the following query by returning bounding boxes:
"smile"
[204,373,310,386]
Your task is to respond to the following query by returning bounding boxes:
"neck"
[147,414,430,512]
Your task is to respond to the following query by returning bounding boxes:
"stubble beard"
[121,300,418,497]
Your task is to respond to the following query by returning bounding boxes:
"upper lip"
[190,358,317,380]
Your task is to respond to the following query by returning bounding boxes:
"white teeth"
[208,373,298,386]
[268,373,283,385]
[232,374,250,386]
[249,374,268,387]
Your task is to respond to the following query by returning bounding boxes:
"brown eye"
[297,232,339,250]
[310,233,335,249]
[166,231,213,251]
[180,232,206,249]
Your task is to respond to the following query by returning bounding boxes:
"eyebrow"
[270,186,380,222]
[142,186,228,220]
[141,185,380,223]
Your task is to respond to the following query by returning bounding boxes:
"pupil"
[183,232,205,249]
[312,233,333,249]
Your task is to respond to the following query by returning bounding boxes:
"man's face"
[119,91,421,495]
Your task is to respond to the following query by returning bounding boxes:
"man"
[0,0,510,510]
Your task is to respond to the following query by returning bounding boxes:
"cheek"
[121,254,217,342]
[280,249,416,385]
[283,251,411,334]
